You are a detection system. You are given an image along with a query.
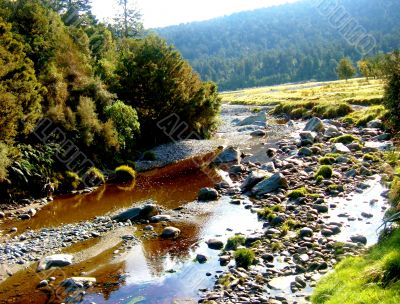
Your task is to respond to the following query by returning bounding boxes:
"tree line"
[157,0,400,90]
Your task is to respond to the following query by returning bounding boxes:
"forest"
[157,0,400,90]
[0,0,221,198]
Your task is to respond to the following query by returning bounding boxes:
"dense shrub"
[105,100,140,153]
[383,51,400,130]
[113,35,221,146]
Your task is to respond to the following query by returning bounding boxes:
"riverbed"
[0,105,391,304]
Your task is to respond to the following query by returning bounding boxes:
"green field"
[221,78,386,120]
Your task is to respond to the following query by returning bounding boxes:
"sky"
[91,0,299,28]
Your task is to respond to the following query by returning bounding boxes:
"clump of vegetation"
[270,242,283,252]
[115,165,137,181]
[315,165,333,179]
[319,156,336,165]
[342,105,388,126]
[328,184,345,193]
[312,228,400,304]
[225,235,246,250]
[257,205,284,221]
[331,134,360,145]
[287,187,309,199]
[85,167,106,186]
[272,100,352,119]
[62,171,81,191]
[363,153,380,162]
[234,248,255,269]
[143,151,156,161]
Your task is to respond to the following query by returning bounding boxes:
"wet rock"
[298,147,313,157]
[213,146,241,164]
[229,165,245,175]
[240,170,270,192]
[37,254,73,271]
[251,173,288,196]
[219,255,231,266]
[268,277,290,290]
[150,215,172,223]
[345,169,357,178]
[312,204,329,213]
[112,202,159,222]
[261,162,276,173]
[360,212,373,219]
[367,119,383,129]
[300,131,316,144]
[332,143,350,153]
[304,117,325,133]
[144,225,154,231]
[9,227,17,233]
[37,280,48,288]
[238,112,267,126]
[376,133,391,141]
[61,277,96,289]
[28,208,37,217]
[0,211,5,219]
[250,130,266,137]
[122,235,135,241]
[196,254,208,264]
[267,148,278,158]
[270,215,285,226]
[198,188,219,201]
[324,126,342,138]
[206,239,224,250]
[350,235,367,245]
[347,143,362,151]
[262,253,274,262]
[299,228,313,238]
[161,227,181,239]
[18,214,31,220]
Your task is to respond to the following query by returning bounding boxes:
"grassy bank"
[311,228,400,304]
[311,155,400,304]
[221,78,385,119]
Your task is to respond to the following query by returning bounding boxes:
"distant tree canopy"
[337,58,356,81]
[157,0,400,90]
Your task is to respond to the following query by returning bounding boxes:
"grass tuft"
[234,248,255,269]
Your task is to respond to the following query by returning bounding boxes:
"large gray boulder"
[212,146,241,164]
[37,254,73,271]
[112,202,159,222]
[251,173,288,196]
[240,170,270,192]
[238,112,267,126]
[304,117,325,132]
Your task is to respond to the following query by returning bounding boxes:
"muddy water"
[0,154,218,233]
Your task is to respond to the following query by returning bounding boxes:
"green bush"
[225,235,246,250]
[315,165,333,179]
[383,51,400,130]
[234,249,255,269]
[63,171,81,190]
[115,165,136,181]
[85,167,106,186]
[0,143,11,182]
[105,100,140,153]
[113,35,221,145]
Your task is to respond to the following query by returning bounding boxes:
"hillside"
[157,0,400,90]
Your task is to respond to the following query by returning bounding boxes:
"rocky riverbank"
[198,115,393,304]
